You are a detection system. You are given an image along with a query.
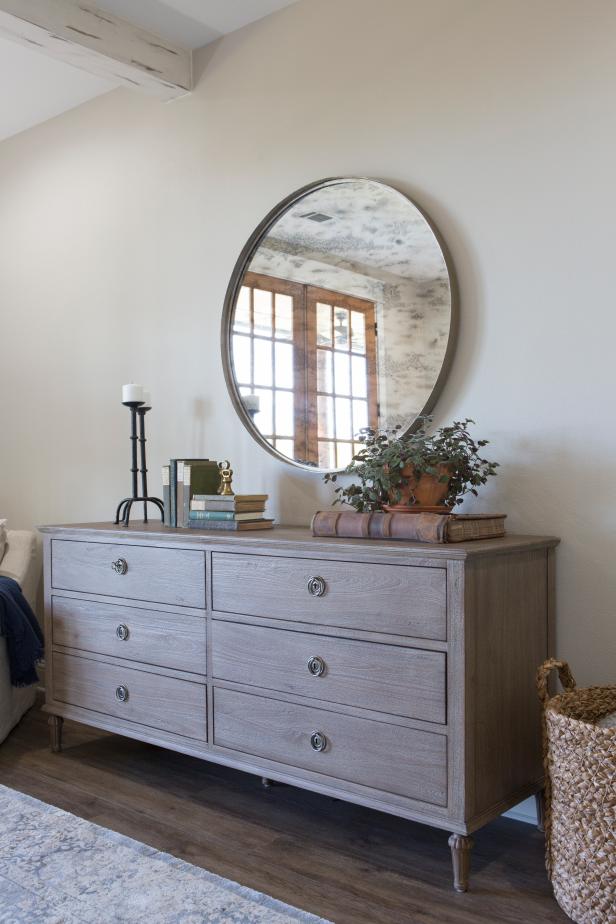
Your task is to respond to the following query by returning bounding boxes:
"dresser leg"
[448,833,474,892]
[261,777,272,790]
[48,715,63,753]
[535,790,545,833]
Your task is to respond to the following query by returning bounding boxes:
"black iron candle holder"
[114,400,165,527]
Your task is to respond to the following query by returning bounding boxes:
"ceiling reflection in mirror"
[225,178,455,471]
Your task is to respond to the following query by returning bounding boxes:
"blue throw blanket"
[0,576,44,687]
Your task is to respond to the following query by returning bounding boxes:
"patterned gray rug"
[0,784,331,923]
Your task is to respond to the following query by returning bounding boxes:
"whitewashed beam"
[0,0,192,101]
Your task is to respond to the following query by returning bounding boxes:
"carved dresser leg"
[261,777,272,790]
[48,715,63,753]
[535,790,546,833]
[448,833,474,892]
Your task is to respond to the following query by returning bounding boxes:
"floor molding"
[504,796,538,825]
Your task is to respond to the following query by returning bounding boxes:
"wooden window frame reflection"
[305,286,378,468]
[240,272,306,458]
[240,273,378,467]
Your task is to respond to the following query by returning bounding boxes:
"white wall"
[0,0,615,685]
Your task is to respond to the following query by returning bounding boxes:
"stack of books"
[189,494,273,530]
[162,459,220,528]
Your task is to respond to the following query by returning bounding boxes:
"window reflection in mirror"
[233,274,378,467]
[226,178,455,471]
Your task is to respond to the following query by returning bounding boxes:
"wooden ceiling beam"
[0,0,192,101]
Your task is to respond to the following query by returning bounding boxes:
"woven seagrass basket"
[537,659,616,924]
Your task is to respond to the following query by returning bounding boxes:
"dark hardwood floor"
[0,701,567,924]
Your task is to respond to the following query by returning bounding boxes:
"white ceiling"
[97,0,299,49]
[0,0,298,143]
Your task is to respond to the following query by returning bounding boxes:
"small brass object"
[218,461,235,496]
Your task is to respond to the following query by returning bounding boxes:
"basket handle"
[536,658,577,706]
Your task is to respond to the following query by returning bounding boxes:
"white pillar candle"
[122,383,144,404]
[243,394,260,413]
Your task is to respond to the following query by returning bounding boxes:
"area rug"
[0,784,331,923]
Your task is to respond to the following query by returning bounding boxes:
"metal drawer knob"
[116,624,129,641]
[115,685,129,703]
[111,558,128,575]
[307,656,325,677]
[310,731,327,752]
[307,576,326,597]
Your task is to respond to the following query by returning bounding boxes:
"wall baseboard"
[504,796,537,825]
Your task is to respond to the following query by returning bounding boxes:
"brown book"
[445,514,507,542]
[311,510,506,543]
[190,500,265,513]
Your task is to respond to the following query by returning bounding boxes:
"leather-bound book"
[445,514,507,542]
[311,511,506,543]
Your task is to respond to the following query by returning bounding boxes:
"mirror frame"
[221,176,459,472]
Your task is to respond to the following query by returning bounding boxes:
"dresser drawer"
[52,596,206,675]
[212,621,446,724]
[214,687,447,805]
[52,652,207,740]
[52,540,205,608]
[212,553,446,640]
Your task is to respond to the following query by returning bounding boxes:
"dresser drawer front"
[211,554,446,640]
[212,621,446,724]
[52,540,205,608]
[52,652,206,739]
[52,597,206,675]
[214,688,447,805]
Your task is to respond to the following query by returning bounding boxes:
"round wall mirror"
[221,177,457,472]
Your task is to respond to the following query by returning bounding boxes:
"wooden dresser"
[39,522,558,891]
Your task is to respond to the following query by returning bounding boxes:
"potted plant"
[323,417,499,512]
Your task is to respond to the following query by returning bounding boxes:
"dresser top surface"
[39,522,559,561]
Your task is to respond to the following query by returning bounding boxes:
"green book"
[182,462,220,527]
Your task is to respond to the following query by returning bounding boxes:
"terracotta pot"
[389,462,452,508]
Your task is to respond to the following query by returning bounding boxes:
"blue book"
[189,510,261,522]
[188,519,273,531]
[162,465,170,526]
[169,459,178,527]
[196,511,235,521]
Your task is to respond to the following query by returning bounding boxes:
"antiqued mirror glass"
[222,178,457,471]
